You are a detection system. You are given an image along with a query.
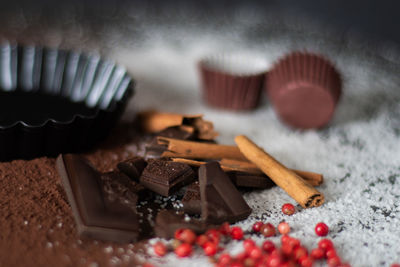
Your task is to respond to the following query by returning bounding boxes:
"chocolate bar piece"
[100,171,147,210]
[117,157,147,181]
[154,210,211,239]
[140,159,195,196]
[199,162,252,224]
[181,181,201,215]
[56,154,139,243]
[227,171,275,189]
[157,126,194,140]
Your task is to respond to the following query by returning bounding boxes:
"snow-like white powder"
[106,11,400,267]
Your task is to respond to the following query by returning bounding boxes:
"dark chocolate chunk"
[117,157,147,181]
[100,171,147,212]
[157,126,194,140]
[56,154,139,243]
[227,171,275,189]
[199,162,252,224]
[140,160,195,196]
[154,210,211,239]
[181,181,201,215]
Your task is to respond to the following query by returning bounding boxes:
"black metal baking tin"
[0,43,134,161]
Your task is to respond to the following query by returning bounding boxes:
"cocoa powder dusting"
[0,123,149,267]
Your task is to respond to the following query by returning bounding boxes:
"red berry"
[299,255,313,267]
[219,222,231,235]
[174,243,192,257]
[318,239,334,251]
[265,253,282,267]
[153,241,167,257]
[288,238,300,249]
[230,261,245,267]
[282,203,296,215]
[260,223,276,237]
[252,221,264,233]
[391,265,400,267]
[206,229,221,244]
[281,243,294,256]
[315,222,329,237]
[310,248,325,260]
[142,263,155,267]
[177,229,197,244]
[203,241,217,256]
[243,257,256,267]
[326,248,337,259]
[235,251,248,261]
[248,246,263,259]
[293,246,308,261]
[278,222,290,235]
[262,240,275,253]
[230,226,244,240]
[327,256,341,267]
[218,253,232,265]
[196,234,208,247]
[281,234,291,244]
[243,239,256,253]
[174,228,184,240]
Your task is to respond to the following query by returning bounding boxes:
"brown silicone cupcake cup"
[266,52,341,129]
[198,54,268,110]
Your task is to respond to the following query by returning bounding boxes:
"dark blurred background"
[0,0,399,54]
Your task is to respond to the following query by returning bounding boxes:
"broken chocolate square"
[100,171,147,212]
[117,157,147,181]
[199,162,252,224]
[181,181,202,215]
[227,171,275,189]
[140,159,195,196]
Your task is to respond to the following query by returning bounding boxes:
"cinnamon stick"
[157,137,247,161]
[235,135,324,208]
[137,110,218,140]
[171,158,322,187]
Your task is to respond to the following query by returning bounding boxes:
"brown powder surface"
[0,123,150,267]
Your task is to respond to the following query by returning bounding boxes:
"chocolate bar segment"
[157,126,195,140]
[117,157,147,181]
[140,159,195,196]
[199,162,252,224]
[56,154,139,243]
[227,171,275,189]
[181,181,201,215]
[100,171,147,210]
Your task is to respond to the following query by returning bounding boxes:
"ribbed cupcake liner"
[0,42,134,161]
[198,54,268,110]
[266,52,341,129]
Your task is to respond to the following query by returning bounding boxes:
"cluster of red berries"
[143,204,400,267]
[152,222,244,259]
[214,221,351,267]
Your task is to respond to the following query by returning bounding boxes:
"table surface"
[2,4,400,266]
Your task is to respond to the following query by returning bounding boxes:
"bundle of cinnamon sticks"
[137,110,325,209]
